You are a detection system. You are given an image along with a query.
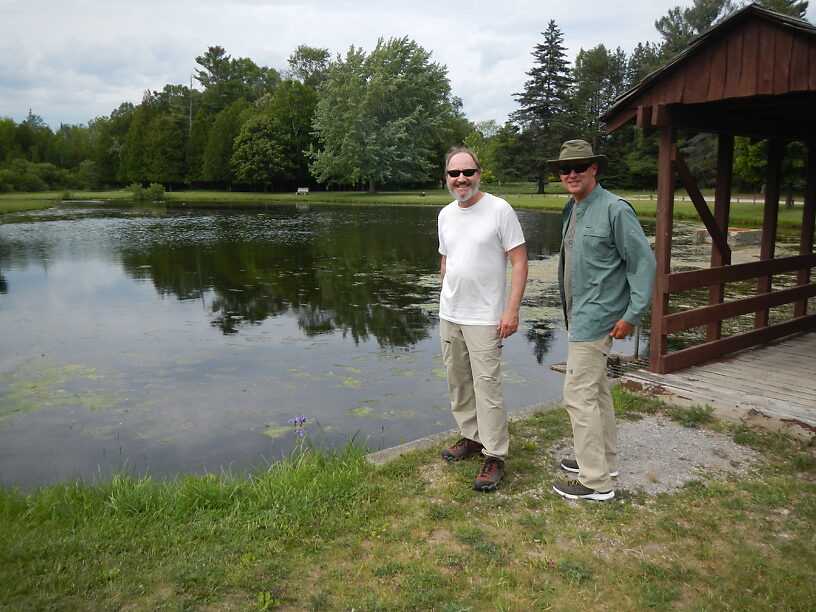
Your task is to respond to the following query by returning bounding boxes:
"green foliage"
[668,404,715,427]
[310,37,457,191]
[127,182,165,202]
[756,0,810,18]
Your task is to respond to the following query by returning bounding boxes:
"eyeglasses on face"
[447,168,479,178]
[558,163,592,175]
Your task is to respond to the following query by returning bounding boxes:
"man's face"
[558,161,597,202]
[445,152,481,205]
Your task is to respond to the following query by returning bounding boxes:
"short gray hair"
[444,146,481,172]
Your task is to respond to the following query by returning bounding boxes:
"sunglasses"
[557,162,592,175]
[447,168,479,178]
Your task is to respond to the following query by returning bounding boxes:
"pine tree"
[511,20,572,193]
[757,0,809,19]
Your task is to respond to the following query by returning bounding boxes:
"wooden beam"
[663,283,816,333]
[796,141,816,317]
[661,314,816,373]
[671,144,731,261]
[650,126,676,374]
[667,253,816,292]
[756,139,783,327]
[709,134,734,340]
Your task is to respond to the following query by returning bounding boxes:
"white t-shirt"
[437,193,526,325]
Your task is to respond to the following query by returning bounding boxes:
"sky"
[2,0,814,130]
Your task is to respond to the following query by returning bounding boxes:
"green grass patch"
[1,186,806,229]
[1,389,814,609]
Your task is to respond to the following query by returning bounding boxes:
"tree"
[310,37,456,192]
[755,0,809,19]
[571,45,628,150]
[202,99,247,185]
[511,20,572,192]
[231,114,287,189]
[287,45,331,90]
[655,0,736,58]
[231,80,318,189]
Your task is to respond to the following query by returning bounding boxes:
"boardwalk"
[621,332,816,440]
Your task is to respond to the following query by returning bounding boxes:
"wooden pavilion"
[601,3,816,378]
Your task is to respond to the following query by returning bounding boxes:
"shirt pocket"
[582,228,616,264]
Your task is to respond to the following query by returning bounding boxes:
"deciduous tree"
[310,37,455,192]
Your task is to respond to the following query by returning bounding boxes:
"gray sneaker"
[560,457,618,478]
[552,479,614,501]
[473,456,505,491]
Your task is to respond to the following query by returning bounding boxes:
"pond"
[0,202,649,490]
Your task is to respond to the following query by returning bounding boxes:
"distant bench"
[296,187,309,195]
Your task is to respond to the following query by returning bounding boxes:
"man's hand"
[610,319,635,339]
[497,309,519,339]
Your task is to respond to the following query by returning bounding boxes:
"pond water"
[0,202,649,490]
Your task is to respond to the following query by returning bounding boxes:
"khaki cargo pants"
[563,334,617,492]
[440,318,509,460]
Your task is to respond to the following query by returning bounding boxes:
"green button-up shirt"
[558,183,656,342]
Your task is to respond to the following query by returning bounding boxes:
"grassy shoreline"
[0,186,807,228]
[1,389,814,610]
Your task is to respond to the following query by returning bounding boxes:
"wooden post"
[796,141,816,317]
[649,126,676,374]
[756,139,783,328]
[708,134,734,341]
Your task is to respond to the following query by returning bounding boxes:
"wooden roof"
[602,3,816,140]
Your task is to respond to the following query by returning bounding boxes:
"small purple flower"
[287,416,310,435]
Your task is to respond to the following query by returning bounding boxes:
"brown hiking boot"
[441,437,484,461]
[473,456,505,491]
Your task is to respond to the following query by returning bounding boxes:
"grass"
[2,387,814,610]
[0,184,808,228]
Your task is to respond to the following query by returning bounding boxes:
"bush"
[147,183,166,201]
[127,182,147,200]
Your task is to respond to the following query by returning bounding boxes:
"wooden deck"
[620,331,816,440]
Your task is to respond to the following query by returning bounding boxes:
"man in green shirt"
[550,140,656,501]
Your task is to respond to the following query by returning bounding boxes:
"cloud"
[2,0,814,128]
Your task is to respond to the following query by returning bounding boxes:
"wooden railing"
[653,253,816,373]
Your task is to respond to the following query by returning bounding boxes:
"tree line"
[0,0,809,196]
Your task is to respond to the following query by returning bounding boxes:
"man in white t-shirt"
[437,147,528,491]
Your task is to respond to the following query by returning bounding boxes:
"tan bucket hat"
[547,139,608,173]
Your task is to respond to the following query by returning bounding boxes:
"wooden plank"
[724,28,744,97]
[738,22,760,96]
[683,46,712,103]
[650,126,676,374]
[798,143,816,316]
[662,315,816,372]
[666,254,816,293]
[772,28,794,95]
[757,139,783,327]
[686,361,816,393]
[709,135,734,340]
[707,36,728,101]
[663,371,816,405]
[757,25,776,96]
[810,43,816,90]
[789,35,811,92]
[663,284,816,333]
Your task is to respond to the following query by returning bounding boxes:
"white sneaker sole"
[552,485,615,501]
[560,461,618,478]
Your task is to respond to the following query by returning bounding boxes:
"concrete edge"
[365,398,563,466]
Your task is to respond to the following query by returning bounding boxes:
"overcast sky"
[2,1,814,130]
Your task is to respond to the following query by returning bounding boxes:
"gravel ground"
[549,413,764,496]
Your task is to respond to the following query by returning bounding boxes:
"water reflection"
[0,203,571,490]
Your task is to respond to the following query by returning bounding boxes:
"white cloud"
[1,0,814,128]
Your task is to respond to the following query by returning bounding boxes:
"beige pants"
[440,319,509,459]
[563,334,617,492]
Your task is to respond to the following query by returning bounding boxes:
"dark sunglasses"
[558,162,592,175]
[447,168,479,178]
